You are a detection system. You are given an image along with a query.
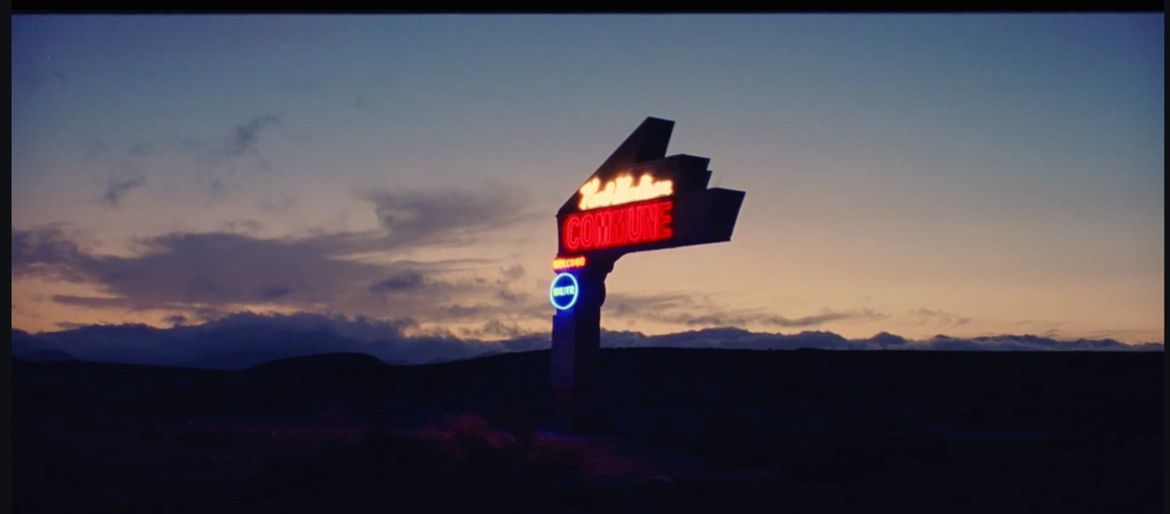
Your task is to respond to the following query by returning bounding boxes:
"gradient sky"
[11,14,1164,344]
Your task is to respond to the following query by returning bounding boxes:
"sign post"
[550,117,745,431]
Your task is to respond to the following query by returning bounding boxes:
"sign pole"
[549,263,609,431]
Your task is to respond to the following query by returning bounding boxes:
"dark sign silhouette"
[550,117,745,430]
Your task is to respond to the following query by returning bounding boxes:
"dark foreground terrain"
[12,349,1163,513]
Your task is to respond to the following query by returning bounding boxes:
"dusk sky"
[11,14,1164,345]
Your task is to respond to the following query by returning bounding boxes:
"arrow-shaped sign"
[549,117,746,431]
[553,117,745,265]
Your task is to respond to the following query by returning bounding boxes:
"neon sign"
[562,198,673,252]
[549,117,746,432]
[552,256,587,271]
[578,174,673,210]
[549,272,579,310]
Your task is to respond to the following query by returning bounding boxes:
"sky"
[11,14,1165,345]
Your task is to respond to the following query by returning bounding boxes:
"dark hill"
[20,348,80,362]
[247,351,389,372]
[12,349,1162,514]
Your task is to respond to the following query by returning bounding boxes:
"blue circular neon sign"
[549,273,580,311]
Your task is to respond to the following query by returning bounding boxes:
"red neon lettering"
[597,211,612,244]
[565,217,581,251]
[659,200,673,239]
[611,208,627,247]
[643,203,658,239]
[560,199,674,252]
[580,214,595,248]
[626,204,641,241]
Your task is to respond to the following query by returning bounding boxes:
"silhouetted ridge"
[11,318,1160,371]
[248,352,388,372]
[21,349,81,362]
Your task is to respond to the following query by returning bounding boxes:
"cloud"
[51,295,136,308]
[432,297,546,322]
[85,113,283,186]
[757,310,888,328]
[19,230,389,307]
[223,114,281,157]
[606,291,887,329]
[361,185,534,248]
[52,322,89,331]
[13,186,544,330]
[369,270,425,293]
[459,319,539,339]
[17,228,464,317]
[102,175,146,206]
[12,313,1159,370]
[69,114,289,212]
[259,285,293,300]
[11,223,94,281]
[908,308,973,328]
[500,264,526,280]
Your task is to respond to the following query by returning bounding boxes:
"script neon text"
[577,174,673,211]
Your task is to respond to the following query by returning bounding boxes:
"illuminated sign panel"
[578,174,673,210]
[549,272,579,310]
[562,198,673,252]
